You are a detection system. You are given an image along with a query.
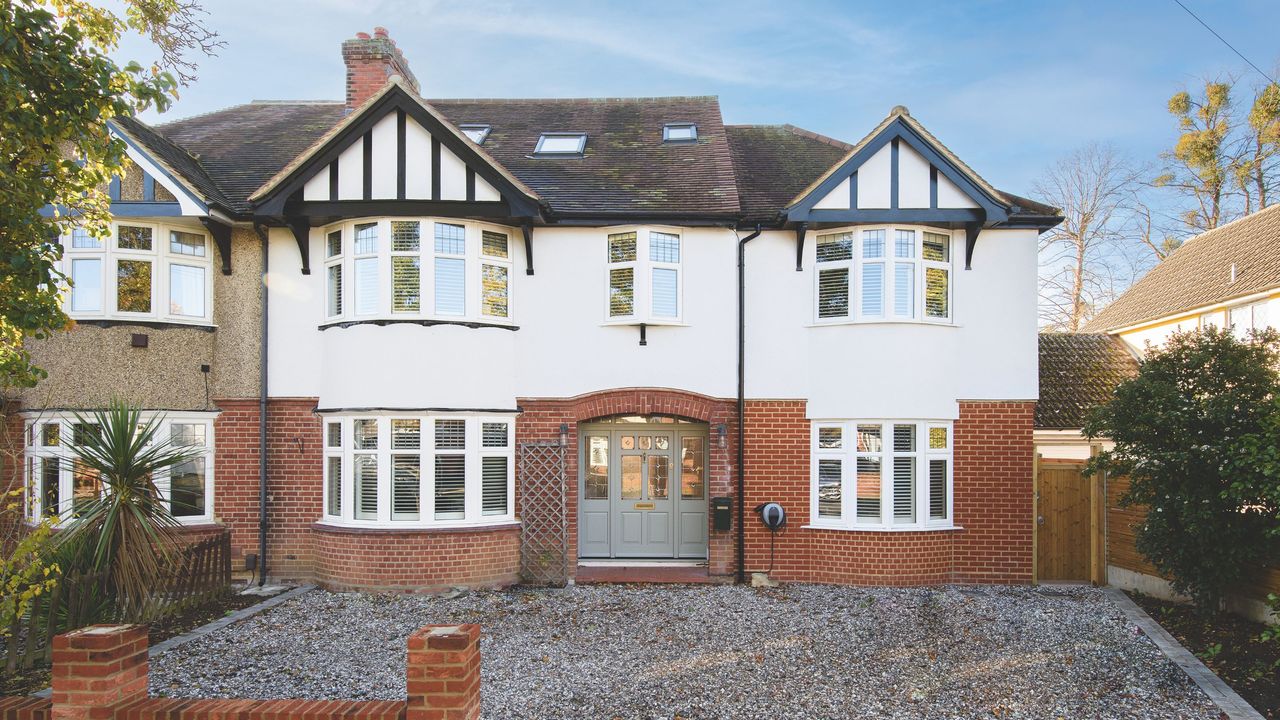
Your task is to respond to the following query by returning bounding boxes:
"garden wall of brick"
[0,623,482,720]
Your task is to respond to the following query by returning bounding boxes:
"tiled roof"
[430,96,740,217]
[112,116,234,210]
[1037,333,1140,429]
[725,125,852,224]
[156,101,347,214]
[1085,204,1280,331]
[128,93,1052,225]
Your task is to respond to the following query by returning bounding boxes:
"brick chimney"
[342,27,419,110]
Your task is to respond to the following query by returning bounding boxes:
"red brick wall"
[516,388,738,577]
[213,397,322,582]
[312,523,520,592]
[740,399,1034,585]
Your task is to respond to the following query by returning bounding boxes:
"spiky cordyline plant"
[56,400,202,620]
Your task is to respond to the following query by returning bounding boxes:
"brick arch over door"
[516,388,738,575]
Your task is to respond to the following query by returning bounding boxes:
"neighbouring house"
[1034,332,1139,460]
[4,28,1062,591]
[1082,204,1280,620]
[1084,203,1280,352]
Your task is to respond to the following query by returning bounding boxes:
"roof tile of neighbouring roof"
[1085,204,1280,331]
[1037,333,1140,429]
[132,93,1053,223]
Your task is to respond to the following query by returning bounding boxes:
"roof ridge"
[779,124,855,151]
[1181,202,1280,244]
[249,99,343,105]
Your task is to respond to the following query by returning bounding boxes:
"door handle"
[1037,515,1045,525]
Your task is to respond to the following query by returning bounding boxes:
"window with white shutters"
[809,420,953,530]
[320,218,517,325]
[604,227,683,323]
[319,414,515,528]
[61,222,212,324]
[812,225,954,324]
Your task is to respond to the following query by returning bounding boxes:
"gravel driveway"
[149,584,1218,719]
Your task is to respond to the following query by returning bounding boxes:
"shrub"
[1085,327,1280,612]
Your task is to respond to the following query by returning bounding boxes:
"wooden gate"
[1034,457,1104,583]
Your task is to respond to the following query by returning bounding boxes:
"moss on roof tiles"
[1037,333,1140,429]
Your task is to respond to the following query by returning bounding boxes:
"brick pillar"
[51,625,148,720]
[405,624,481,720]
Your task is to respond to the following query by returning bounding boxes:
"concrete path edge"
[1105,587,1263,720]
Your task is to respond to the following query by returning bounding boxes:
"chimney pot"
[356,31,371,39]
[374,26,389,38]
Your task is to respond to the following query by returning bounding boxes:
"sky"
[118,0,1280,200]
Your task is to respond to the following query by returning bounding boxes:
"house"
[5,28,1062,591]
[1085,203,1280,351]
[1082,204,1280,618]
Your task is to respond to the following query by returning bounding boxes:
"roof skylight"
[663,123,697,143]
[459,124,491,144]
[534,132,587,156]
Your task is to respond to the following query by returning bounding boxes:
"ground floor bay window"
[321,413,516,527]
[23,412,216,524]
[809,420,952,530]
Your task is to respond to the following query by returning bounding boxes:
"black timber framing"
[199,217,234,275]
[521,223,534,275]
[794,222,807,272]
[251,84,542,219]
[285,216,312,275]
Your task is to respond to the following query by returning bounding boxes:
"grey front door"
[578,421,708,559]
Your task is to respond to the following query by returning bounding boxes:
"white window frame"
[812,225,954,326]
[61,221,214,325]
[320,413,516,529]
[320,218,517,326]
[23,412,217,526]
[534,132,587,156]
[807,419,954,531]
[603,226,683,325]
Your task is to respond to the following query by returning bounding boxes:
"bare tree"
[1036,144,1144,331]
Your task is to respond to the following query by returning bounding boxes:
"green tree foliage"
[0,0,219,390]
[0,490,60,637]
[1085,328,1280,611]
[55,401,201,620]
[1156,78,1280,233]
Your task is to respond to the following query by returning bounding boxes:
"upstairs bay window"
[62,222,212,324]
[606,228,682,323]
[810,420,952,530]
[24,413,215,525]
[323,218,513,325]
[322,414,515,528]
[814,226,952,324]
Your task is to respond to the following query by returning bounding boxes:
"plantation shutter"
[434,419,466,520]
[327,265,343,317]
[817,268,849,318]
[817,458,842,519]
[482,457,508,516]
[354,258,378,315]
[353,455,377,520]
[929,459,948,520]
[892,424,915,523]
[326,456,342,516]
[435,259,465,316]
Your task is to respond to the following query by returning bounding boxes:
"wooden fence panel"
[1107,475,1278,601]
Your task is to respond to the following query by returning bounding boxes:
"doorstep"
[575,562,726,585]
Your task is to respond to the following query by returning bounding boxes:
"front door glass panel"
[586,436,609,499]
[648,455,669,499]
[681,437,705,499]
[620,455,642,499]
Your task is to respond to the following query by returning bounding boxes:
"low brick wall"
[2,623,483,720]
[311,523,521,592]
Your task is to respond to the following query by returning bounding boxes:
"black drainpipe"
[253,224,270,586]
[736,224,763,584]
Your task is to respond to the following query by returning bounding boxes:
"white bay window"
[810,420,952,530]
[322,414,515,528]
[814,226,952,324]
[24,413,216,525]
[323,218,513,324]
[62,222,213,324]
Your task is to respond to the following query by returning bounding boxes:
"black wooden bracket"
[794,222,808,271]
[286,216,312,275]
[522,223,534,276]
[199,217,234,275]
[963,220,982,270]
[639,323,647,346]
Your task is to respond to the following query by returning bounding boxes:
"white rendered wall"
[267,223,1040,416]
